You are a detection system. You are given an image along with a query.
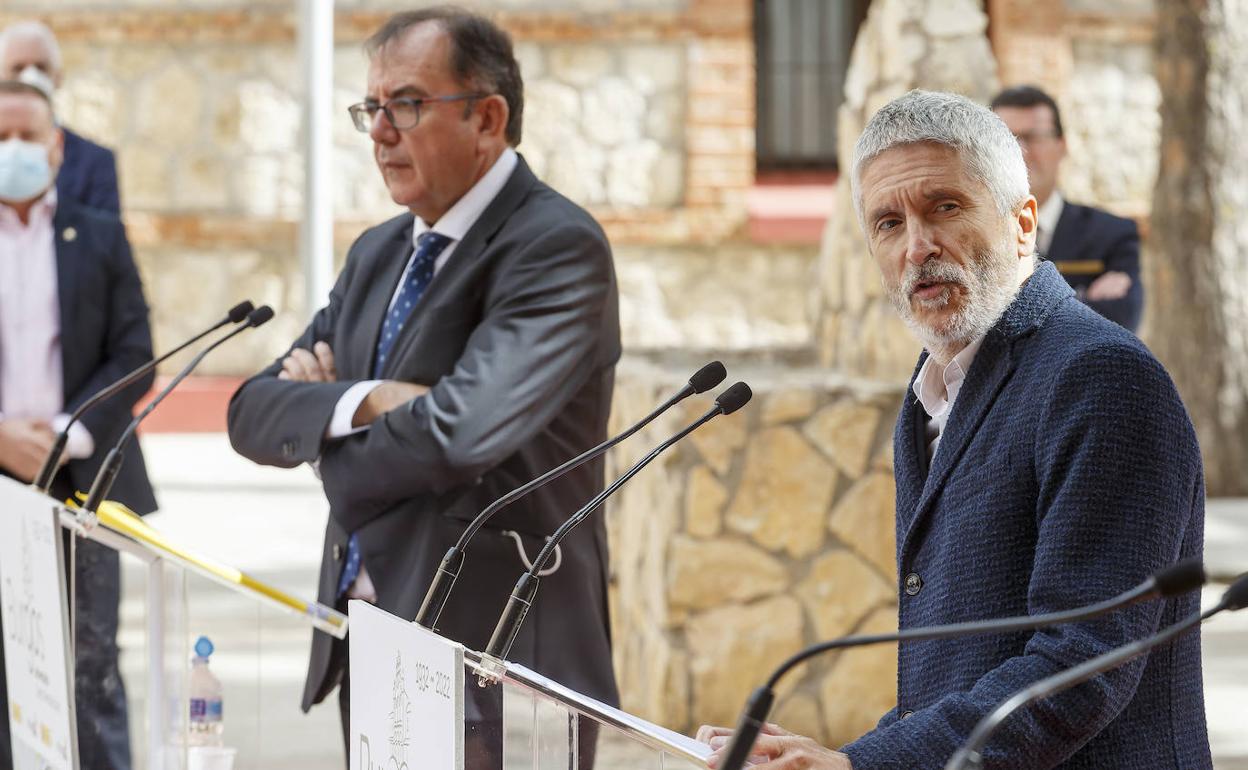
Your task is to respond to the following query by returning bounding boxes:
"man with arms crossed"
[227,7,620,766]
[699,91,1208,769]
[991,85,1142,332]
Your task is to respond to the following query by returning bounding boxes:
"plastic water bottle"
[188,636,224,746]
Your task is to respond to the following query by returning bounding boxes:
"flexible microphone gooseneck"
[945,572,1248,770]
[33,300,255,493]
[413,361,728,629]
[482,381,753,666]
[716,560,1208,770]
[79,306,274,515]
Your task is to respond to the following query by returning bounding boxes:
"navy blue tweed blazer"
[842,262,1210,769]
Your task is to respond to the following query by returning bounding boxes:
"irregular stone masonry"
[608,361,905,743]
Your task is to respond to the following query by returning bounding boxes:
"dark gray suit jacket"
[227,157,621,712]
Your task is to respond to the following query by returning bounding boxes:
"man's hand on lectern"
[697,722,853,769]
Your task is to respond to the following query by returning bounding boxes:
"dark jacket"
[227,156,621,712]
[842,262,1209,769]
[49,198,157,515]
[1046,202,1142,332]
[57,127,121,215]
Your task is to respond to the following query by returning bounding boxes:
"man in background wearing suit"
[992,85,1142,331]
[227,7,620,766]
[699,91,1207,769]
[0,20,122,213]
[0,81,156,770]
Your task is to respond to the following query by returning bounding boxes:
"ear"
[1015,195,1038,258]
[48,126,65,171]
[474,94,510,144]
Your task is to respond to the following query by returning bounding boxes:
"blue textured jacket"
[842,262,1210,769]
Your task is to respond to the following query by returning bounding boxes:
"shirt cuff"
[51,414,95,460]
[327,381,384,439]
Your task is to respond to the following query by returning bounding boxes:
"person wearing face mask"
[0,80,156,770]
[0,20,120,214]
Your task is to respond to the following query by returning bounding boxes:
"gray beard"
[886,246,1021,363]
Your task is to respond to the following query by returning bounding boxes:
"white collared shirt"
[1036,191,1065,255]
[326,147,519,439]
[0,188,94,460]
[912,335,985,460]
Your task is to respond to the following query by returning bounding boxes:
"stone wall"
[608,360,905,744]
[989,0,1160,220]
[816,0,999,383]
[1,0,806,376]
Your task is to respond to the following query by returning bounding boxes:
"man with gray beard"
[699,90,1209,769]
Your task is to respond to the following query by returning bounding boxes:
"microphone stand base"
[475,652,508,688]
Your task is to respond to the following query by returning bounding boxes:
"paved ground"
[111,434,1246,769]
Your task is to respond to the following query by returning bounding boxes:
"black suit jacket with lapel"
[228,156,622,711]
[38,198,157,515]
[1046,201,1142,332]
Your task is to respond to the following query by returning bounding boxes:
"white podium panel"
[349,601,465,770]
[348,602,712,770]
[0,479,77,770]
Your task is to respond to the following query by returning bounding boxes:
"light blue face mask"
[0,138,53,203]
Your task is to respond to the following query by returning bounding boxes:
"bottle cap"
[194,636,214,659]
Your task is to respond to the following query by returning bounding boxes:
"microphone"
[413,360,728,628]
[481,381,753,669]
[716,560,1208,770]
[79,306,274,515]
[946,571,1248,770]
[33,300,255,493]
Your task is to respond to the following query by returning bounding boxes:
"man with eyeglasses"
[227,7,620,766]
[992,85,1143,331]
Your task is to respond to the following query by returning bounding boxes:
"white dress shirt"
[912,336,985,460]
[326,147,519,438]
[1036,191,1065,255]
[0,189,93,459]
[325,148,518,602]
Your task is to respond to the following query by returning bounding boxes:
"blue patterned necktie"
[338,229,452,599]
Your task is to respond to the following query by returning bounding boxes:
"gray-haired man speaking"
[699,90,1209,769]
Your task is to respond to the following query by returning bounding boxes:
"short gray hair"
[0,21,63,75]
[851,90,1029,223]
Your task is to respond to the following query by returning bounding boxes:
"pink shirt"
[0,190,93,458]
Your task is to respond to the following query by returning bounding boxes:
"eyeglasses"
[347,93,488,133]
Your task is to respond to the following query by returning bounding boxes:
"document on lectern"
[0,478,77,770]
[349,600,465,770]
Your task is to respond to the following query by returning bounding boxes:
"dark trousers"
[1,536,131,770]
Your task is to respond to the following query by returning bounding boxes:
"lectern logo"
[387,651,411,770]
[357,651,411,770]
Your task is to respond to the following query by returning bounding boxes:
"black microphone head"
[1224,573,1248,612]
[715,382,753,415]
[247,305,275,327]
[1153,559,1206,598]
[689,361,727,394]
[227,300,255,323]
